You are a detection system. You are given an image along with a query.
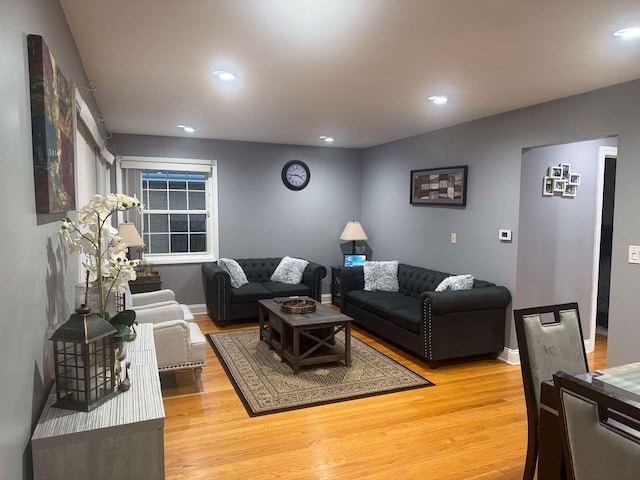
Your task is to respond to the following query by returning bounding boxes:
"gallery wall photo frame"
[410,165,468,207]
[27,34,76,214]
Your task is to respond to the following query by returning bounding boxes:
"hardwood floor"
[161,314,608,479]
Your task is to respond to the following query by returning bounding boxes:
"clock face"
[282,160,310,190]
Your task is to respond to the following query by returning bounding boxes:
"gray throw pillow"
[270,256,309,284]
[435,274,475,292]
[364,261,399,292]
[218,258,249,288]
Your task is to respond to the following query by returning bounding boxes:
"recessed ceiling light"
[177,124,195,133]
[428,95,448,105]
[319,136,334,143]
[212,70,237,81]
[613,27,640,39]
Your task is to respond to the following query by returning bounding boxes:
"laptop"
[343,254,367,267]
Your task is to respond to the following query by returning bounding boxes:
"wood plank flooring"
[160,314,608,479]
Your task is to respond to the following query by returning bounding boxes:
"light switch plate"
[450,233,457,244]
[499,229,512,242]
[629,245,640,264]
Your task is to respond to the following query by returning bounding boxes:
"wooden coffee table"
[258,297,353,374]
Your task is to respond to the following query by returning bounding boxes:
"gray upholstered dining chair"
[513,303,589,480]
[553,371,640,480]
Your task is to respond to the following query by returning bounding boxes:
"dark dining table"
[538,362,640,479]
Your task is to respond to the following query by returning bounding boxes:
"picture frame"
[553,179,567,192]
[27,34,76,213]
[543,176,554,196]
[563,184,577,197]
[548,166,563,178]
[568,173,581,186]
[410,165,468,206]
[560,163,571,179]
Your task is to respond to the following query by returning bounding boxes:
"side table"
[129,273,162,294]
[330,266,346,307]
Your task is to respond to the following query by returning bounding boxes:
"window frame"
[116,156,219,265]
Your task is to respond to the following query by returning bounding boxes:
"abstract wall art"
[27,34,75,213]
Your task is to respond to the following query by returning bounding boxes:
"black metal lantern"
[50,306,118,412]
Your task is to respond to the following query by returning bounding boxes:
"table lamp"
[118,222,144,260]
[340,221,368,255]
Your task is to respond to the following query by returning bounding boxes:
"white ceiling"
[60,0,640,149]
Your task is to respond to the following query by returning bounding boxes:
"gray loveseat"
[339,264,511,367]
[202,257,327,327]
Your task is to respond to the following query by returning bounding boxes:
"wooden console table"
[31,323,165,480]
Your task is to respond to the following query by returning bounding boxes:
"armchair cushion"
[270,256,309,284]
[127,289,176,309]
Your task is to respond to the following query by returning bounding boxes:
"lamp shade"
[118,223,144,248]
[340,221,368,241]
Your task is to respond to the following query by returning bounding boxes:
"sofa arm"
[301,261,327,301]
[338,267,365,312]
[134,304,186,325]
[201,262,232,326]
[421,286,511,315]
[152,320,190,368]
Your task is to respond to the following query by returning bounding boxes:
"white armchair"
[127,288,205,391]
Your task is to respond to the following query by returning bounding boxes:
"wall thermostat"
[499,229,512,242]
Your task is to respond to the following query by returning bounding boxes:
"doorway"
[516,137,617,356]
[591,148,617,338]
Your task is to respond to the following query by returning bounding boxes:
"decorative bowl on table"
[281,299,317,314]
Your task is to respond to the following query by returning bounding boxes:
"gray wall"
[110,135,363,304]
[362,79,640,367]
[516,137,617,337]
[0,0,99,478]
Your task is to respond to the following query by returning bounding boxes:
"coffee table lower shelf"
[258,298,353,374]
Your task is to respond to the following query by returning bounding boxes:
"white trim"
[187,303,208,315]
[589,146,617,351]
[498,347,521,366]
[145,254,218,265]
[503,338,592,366]
[119,156,215,172]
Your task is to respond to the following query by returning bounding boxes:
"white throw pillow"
[218,258,249,288]
[435,274,475,292]
[364,261,399,292]
[270,256,309,284]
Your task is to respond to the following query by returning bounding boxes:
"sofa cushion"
[364,260,399,292]
[271,256,310,284]
[230,282,273,304]
[346,290,398,310]
[364,294,417,320]
[218,258,249,288]
[389,304,422,334]
[263,281,311,297]
[435,274,475,292]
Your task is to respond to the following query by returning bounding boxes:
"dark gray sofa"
[339,264,511,367]
[202,257,327,327]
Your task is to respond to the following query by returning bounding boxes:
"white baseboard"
[498,347,520,365]
[188,303,207,315]
[321,293,332,304]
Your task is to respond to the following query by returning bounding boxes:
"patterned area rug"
[207,329,434,416]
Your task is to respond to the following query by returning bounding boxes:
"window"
[142,170,207,254]
[117,156,219,264]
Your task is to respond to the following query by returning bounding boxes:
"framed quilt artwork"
[410,166,468,206]
[27,34,75,213]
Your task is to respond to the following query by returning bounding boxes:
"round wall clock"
[281,160,310,191]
